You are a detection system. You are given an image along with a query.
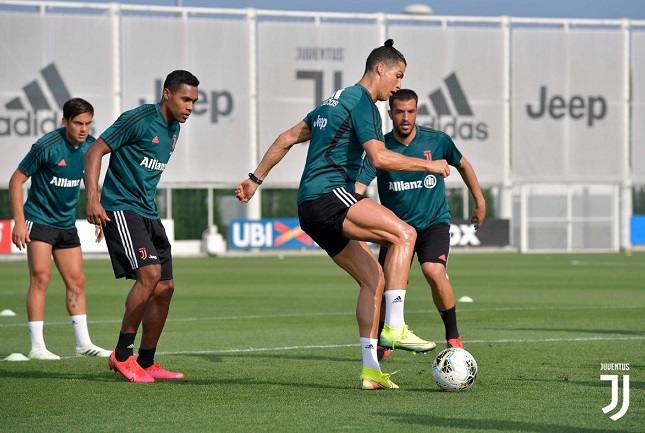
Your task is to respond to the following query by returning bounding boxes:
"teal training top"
[19,128,94,229]
[297,84,384,204]
[100,104,180,219]
[356,125,462,231]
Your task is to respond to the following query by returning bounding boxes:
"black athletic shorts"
[378,223,451,267]
[26,220,80,249]
[103,210,173,280]
[298,187,365,257]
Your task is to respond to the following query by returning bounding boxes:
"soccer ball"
[432,348,478,392]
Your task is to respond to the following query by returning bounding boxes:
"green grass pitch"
[0,252,643,432]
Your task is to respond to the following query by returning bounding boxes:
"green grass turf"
[0,252,643,432]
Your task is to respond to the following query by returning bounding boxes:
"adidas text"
[0,111,59,137]
[421,117,488,140]
[50,176,81,187]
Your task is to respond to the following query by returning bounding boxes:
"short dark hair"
[62,98,93,120]
[364,39,407,74]
[163,70,200,92]
[389,89,418,109]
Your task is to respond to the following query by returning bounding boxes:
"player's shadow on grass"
[381,412,628,433]
[0,369,122,382]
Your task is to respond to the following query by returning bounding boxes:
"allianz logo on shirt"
[388,175,437,192]
[49,176,81,187]
[139,157,167,171]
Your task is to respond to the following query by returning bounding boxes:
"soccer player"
[236,40,450,390]
[9,98,111,360]
[355,88,485,357]
[84,70,199,383]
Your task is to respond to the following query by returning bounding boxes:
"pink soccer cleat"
[143,362,185,380]
[108,351,154,383]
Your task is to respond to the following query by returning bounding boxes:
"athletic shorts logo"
[139,247,148,260]
[417,72,488,141]
[1,63,72,137]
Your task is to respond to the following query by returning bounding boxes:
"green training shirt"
[356,125,462,231]
[100,104,179,219]
[297,84,384,204]
[19,128,94,229]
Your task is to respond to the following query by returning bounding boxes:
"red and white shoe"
[143,362,185,380]
[447,336,463,349]
[377,345,392,361]
[108,351,154,383]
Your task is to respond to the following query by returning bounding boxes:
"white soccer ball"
[432,348,478,392]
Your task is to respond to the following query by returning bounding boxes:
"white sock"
[384,289,406,329]
[28,321,45,349]
[360,337,380,371]
[70,314,92,348]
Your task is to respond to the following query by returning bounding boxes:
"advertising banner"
[0,220,12,253]
[632,32,645,184]
[512,29,625,183]
[387,26,505,186]
[257,22,380,186]
[0,219,174,254]
[121,17,251,184]
[228,218,316,250]
[0,13,114,185]
[451,218,510,247]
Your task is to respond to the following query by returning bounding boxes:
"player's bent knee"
[137,265,162,288]
[155,281,175,303]
[399,223,417,246]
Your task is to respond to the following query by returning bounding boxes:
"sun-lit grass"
[0,252,643,432]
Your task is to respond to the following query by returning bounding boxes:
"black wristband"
[248,172,263,185]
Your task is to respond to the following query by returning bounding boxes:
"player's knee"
[156,280,175,303]
[399,223,416,246]
[138,265,162,288]
[424,263,448,285]
[67,274,86,294]
[30,271,51,291]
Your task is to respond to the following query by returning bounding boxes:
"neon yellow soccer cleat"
[379,324,437,353]
[360,367,399,390]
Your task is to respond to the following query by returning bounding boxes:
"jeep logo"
[526,86,607,127]
[139,79,234,124]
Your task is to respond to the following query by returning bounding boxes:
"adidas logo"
[152,135,159,143]
[392,296,403,304]
[438,254,447,262]
[417,72,488,141]
[1,63,71,137]
[364,344,374,349]
[127,344,134,349]
[58,159,67,167]
[71,320,78,325]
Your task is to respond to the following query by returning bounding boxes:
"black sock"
[438,306,459,340]
[137,347,156,369]
[115,332,136,362]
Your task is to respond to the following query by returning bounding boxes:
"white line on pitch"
[156,335,645,356]
[0,304,642,328]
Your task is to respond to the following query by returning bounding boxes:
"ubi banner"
[511,29,626,183]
